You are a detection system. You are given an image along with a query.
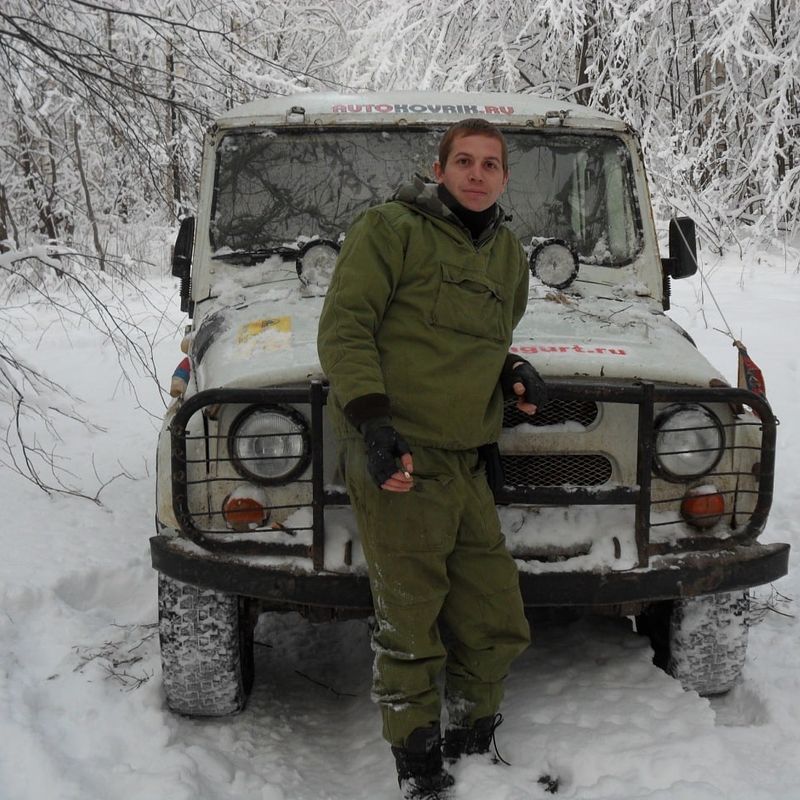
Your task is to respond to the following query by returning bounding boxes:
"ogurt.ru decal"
[331,103,514,115]
[511,344,628,356]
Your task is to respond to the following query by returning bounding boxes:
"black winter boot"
[443,713,508,764]
[391,724,455,800]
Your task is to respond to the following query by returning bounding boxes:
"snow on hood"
[190,286,724,393]
[511,290,725,387]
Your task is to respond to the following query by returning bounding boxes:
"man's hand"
[363,423,415,492]
[500,356,547,415]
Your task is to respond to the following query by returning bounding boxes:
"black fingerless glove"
[361,418,412,487]
[500,354,548,408]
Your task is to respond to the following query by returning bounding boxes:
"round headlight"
[653,404,724,482]
[529,239,579,289]
[229,406,310,484]
[296,240,340,293]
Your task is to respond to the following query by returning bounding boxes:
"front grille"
[501,454,612,487]
[503,397,599,429]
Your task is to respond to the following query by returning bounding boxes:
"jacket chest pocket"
[431,262,508,342]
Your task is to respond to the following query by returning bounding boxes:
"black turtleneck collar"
[437,184,497,242]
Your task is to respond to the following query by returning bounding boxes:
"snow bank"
[0,240,798,799]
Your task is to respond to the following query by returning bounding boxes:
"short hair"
[438,119,508,173]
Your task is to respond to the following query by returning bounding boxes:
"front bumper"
[150,534,789,610]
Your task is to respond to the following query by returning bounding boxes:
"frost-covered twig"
[294,669,358,698]
[748,586,794,625]
[73,623,158,691]
[101,664,154,691]
[0,246,172,498]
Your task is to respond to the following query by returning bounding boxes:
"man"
[317,119,546,799]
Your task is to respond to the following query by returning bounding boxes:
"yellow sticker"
[238,317,292,342]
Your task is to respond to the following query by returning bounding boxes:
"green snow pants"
[343,440,531,747]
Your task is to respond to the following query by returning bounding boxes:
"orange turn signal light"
[681,488,725,529]
[223,495,267,531]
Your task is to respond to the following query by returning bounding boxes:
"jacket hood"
[392,176,505,243]
[392,176,449,216]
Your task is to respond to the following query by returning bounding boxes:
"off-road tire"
[668,591,749,696]
[158,572,255,716]
[638,592,749,696]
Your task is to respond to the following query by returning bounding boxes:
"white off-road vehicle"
[153,91,787,716]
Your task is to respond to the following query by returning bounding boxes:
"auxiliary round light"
[229,406,310,484]
[653,404,724,482]
[529,239,579,289]
[296,240,340,292]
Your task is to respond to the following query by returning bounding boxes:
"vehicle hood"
[189,289,725,393]
[190,290,327,391]
[510,290,725,386]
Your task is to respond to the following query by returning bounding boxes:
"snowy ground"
[1,239,798,800]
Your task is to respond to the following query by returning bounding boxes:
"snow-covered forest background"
[3,0,799,494]
[2,4,800,799]
[2,0,798,256]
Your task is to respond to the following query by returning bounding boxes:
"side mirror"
[663,216,697,279]
[172,217,195,315]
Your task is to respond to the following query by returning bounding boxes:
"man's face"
[433,133,509,212]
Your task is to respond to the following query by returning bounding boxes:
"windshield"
[212,128,641,267]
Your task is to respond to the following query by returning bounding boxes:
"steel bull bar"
[151,379,789,609]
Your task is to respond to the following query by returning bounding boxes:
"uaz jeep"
[153,91,788,715]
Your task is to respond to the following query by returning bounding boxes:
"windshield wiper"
[211,245,298,265]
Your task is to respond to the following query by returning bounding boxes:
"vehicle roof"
[214,90,630,132]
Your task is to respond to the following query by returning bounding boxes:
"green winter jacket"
[317,178,529,450]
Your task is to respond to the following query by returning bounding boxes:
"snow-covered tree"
[2,0,798,255]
